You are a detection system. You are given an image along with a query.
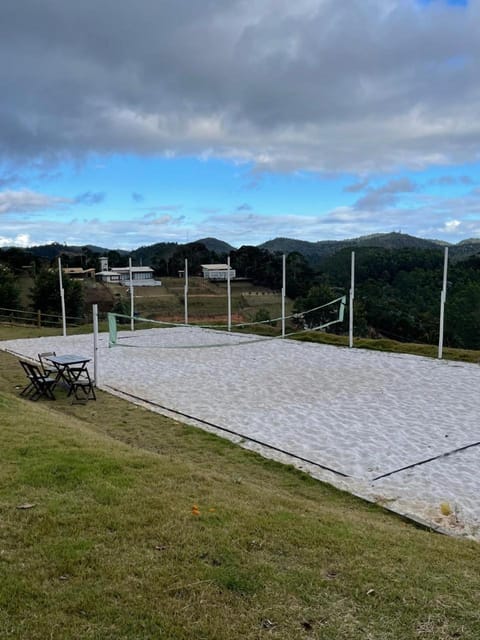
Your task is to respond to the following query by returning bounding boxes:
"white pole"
[129,257,134,331]
[438,246,449,359]
[93,304,99,386]
[349,251,355,348]
[58,257,67,337]
[281,253,286,337]
[184,258,189,325]
[227,255,232,332]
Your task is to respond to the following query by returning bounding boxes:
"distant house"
[63,267,96,279]
[96,257,159,286]
[201,264,236,281]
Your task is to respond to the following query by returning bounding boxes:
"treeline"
[0,247,84,320]
[294,247,480,350]
[1,243,480,349]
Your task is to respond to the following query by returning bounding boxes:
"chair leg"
[71,380,96,403]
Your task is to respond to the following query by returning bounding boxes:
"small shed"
[63,267,95,279]
[201,264,236,281]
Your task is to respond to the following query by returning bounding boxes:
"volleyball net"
[107,295,346,349]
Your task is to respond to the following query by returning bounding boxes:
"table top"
[48,354,91,366]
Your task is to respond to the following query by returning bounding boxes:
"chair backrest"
[19,360,33,377]
[38,351,56,375]
[25,361,43,379]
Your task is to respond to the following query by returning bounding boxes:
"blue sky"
[1,0,480,249]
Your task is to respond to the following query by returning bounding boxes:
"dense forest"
[1,239,480,349]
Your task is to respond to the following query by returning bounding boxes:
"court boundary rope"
[372,440,480,481]
[103,384,350,478]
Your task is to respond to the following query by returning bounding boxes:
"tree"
[254,308,277,327]
[111,296,131,323]
[285,252,314,298]
[107,250,124,268]
[293,283,339,329]
[31,269,84,319]
[167,242,219,276]
[0,265,21,309]
[230,246,283,289]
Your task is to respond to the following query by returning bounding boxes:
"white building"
[96,257,159,285]
[201,264,236,281]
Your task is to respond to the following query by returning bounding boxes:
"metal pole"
[281,253,286,337]
[438,246,449,359]
[58,257,67,337]
[184,258,189,325]
[227,256,232,332]
[129,257,134,331]
[93,304,99,386]
[349,251,355,348]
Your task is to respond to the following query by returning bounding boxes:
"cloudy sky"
[1,0,480,249]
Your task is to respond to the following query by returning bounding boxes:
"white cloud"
[0,190,70,214]
[443,219,462,233]
[0,233,31,247]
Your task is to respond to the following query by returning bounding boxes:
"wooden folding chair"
[20,361,57,401]
[38,351,57,376]
[68,367,96,403]
[19,360,35,397]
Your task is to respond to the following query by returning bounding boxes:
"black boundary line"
[104,385,350,479]
[372,440,480,481]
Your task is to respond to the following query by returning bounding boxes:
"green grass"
[292,331,480,364]
[1,338,480,638]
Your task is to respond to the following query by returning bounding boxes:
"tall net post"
[438,246,449,359]
[281,253,286,337]
[93,303,99,386]
[58,256,67,337]
[349,251,355,348]
[129,257,134,332]
[227,255,232,332]
[184,258,189,325]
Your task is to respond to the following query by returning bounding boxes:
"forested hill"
[10,232,480,267]
[259,232,480,267]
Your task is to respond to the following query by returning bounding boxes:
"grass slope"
[1,348,480,638]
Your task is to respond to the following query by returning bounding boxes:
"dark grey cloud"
[0,1,479,173]
[354,177,417,210]
[375,178,418,195]
[344,179,370,193]
[132,192,144,202]
[74,191,106,205]
[236,203,253,211]
[428,174,475,186]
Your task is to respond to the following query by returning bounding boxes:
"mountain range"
[21,232,480,267]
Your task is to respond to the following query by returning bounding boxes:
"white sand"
[4,327,480,539]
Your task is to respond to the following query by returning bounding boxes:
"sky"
[1,0,480,250]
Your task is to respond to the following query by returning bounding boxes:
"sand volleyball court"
[3,326,480,539]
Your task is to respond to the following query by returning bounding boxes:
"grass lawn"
[1,334,480,638]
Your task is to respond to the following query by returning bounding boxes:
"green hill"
[259,232,447,267]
